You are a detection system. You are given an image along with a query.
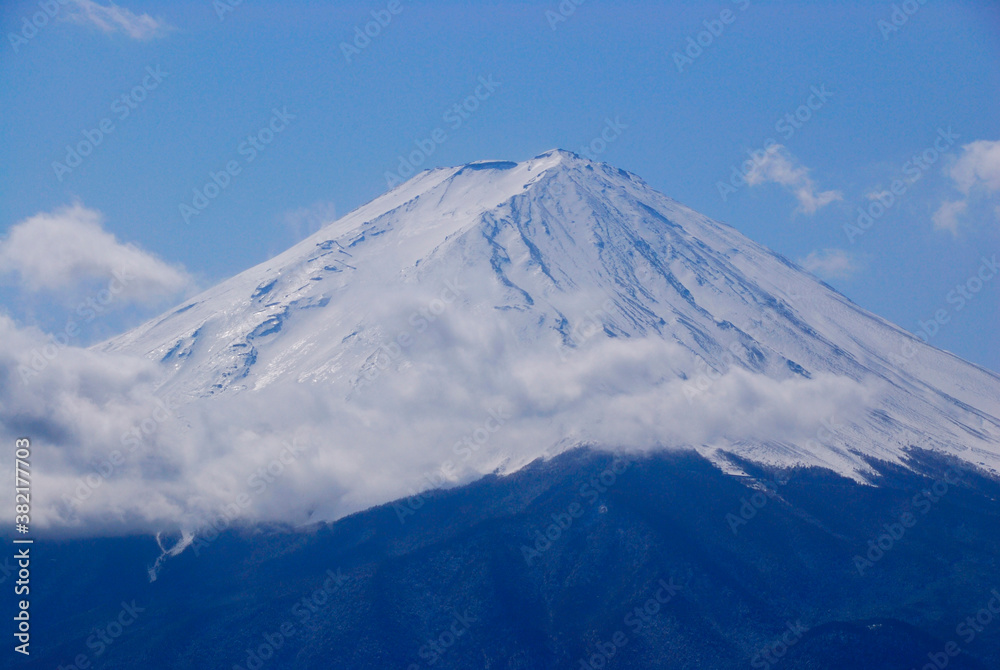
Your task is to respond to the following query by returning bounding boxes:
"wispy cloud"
[282,200,338,242]
[0,203,193,304]
[64,0,173,40]
[745,144,842,215]
[0,299,875,537]
[950,139,1000,194]
[932,200,968,235]
[799,248,857,280]
[933,139,1000,234]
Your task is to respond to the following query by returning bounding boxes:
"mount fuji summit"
[102,150,1000,511]
[19,151,1000,670]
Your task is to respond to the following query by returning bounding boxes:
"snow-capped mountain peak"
[97,150,1000,526]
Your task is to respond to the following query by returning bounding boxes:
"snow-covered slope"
[101,150,1000,513]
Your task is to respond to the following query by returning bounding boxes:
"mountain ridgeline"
[92,149,1000,532]
[16,449,1000,669]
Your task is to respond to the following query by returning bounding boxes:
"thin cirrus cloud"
[798,248,857,281]
[0,203,194,304]
[933,139,1000,234]
[745,144,843,215]
[64,0,173,40]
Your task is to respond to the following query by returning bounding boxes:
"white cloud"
[932,200,968,235]
[0,203,194,304]
[933,139,1000,233]
[0,298,879,538]
[798,248,857,280]
[745,144,842,215]
[950,140,1000,194]
[64,0,173,40]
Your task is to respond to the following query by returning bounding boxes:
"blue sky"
[1,0,998,370]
